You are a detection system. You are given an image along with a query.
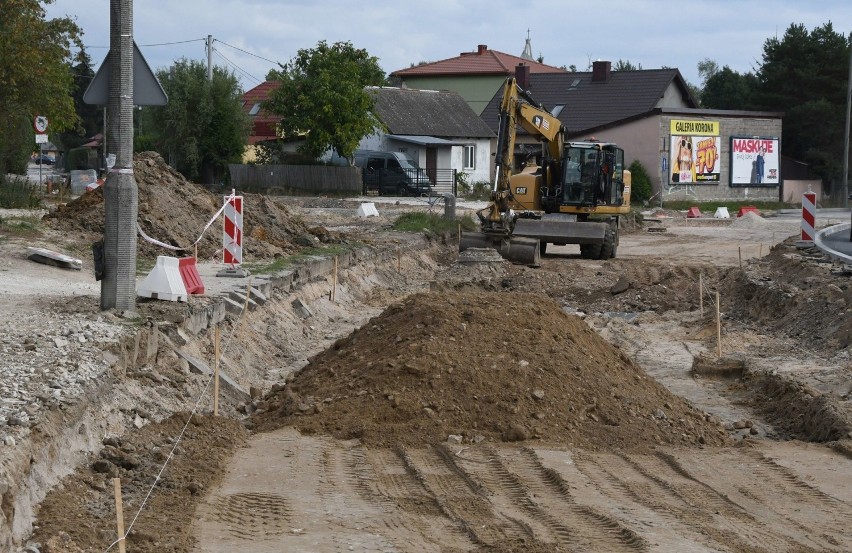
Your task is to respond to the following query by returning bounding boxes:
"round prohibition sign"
[34,116,49,134]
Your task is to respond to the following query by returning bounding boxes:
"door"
[426,148,437,184]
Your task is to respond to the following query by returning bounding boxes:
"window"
[463,145,475,170]
[249,103,261,116]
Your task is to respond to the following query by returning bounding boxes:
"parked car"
[353,150,432,196]
[33,154,55,165]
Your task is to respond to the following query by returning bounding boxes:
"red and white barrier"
[223,192,243,267]
[800,192,816,244]
[179,257,205,294]
[138,256,188,302]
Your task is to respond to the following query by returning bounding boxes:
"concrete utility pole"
[844,34,852,240]
[101,0,138,311]
[207,35,213,81]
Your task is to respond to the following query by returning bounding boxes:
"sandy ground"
[187,213,852,553]
[2,197,851,552]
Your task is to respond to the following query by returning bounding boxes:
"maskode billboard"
[730,137,779,187]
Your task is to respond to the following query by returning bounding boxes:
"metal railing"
[362,168,456,197]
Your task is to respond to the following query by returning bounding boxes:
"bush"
[0,175,42,208]
[628,160,652,203]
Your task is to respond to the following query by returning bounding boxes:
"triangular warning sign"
[83,41,168,106]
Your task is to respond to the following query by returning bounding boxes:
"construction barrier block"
[138,256,188,302]
[686,206,702,218]
[714,207,730,219]
[737,206,760,217]
[179,257,205,295]
[357,202,379,218]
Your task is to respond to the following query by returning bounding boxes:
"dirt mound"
[731,210,767,228]
[724,239,852,352]
[253,290,730,451]
[44,152,321,259]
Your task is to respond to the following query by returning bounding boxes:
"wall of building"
[660,114,782,202]
[398,76,506,115]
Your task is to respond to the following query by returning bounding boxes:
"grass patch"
[244,243,357,275]
[393,212,478,233]
[0,215,43,238]
[0,176,43,209]
[661,200,793,212]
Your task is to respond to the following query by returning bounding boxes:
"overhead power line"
[212,48,262,84]
[215,40,280,66]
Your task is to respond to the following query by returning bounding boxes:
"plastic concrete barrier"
[737,206,760,217]
[687,207,702,218]
[138,256,188,302]
[714,207,730,219]
[179,257,205,294]
[357,202,379,218]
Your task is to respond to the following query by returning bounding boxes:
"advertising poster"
[669,120,721,184]
[730,137,779,187]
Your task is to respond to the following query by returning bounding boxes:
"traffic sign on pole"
[34,116,49,134]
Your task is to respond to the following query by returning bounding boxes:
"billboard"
[730,137,779,187]
[669,120,720,184]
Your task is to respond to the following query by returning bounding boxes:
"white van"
[353,150,431,196]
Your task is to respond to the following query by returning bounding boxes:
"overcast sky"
[46,0,852,93]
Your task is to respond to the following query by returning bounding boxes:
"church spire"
[521,29,534,61]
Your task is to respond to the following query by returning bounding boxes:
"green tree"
[149,59,250,184]
[754,22,851,185]
[696,58,720,87]
[628,159,652,203]
[264,40,386,161]
[0,0,82,174]
[55,50,103,159]
[613,59,643,71]
[700,66,758,109]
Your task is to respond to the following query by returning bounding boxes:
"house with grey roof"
[480,61,784,202]
[359,86,496,184]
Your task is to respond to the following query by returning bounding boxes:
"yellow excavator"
[459,77,631,265]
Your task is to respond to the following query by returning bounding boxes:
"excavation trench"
[5,234,443,551]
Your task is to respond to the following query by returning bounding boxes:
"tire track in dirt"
[212,492,292,539]
[672,448,852,552]
[400,445,531,548]
[623,451,802,552]
[360,448,474,552]
[457,444,648,551]
[570,450,779,553]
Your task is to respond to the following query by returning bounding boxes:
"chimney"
[477,44,487,54]
[515,63,531,91]
[592,60,611,82]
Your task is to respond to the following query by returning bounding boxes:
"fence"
[228,164,362,194]
[229,164,457,198]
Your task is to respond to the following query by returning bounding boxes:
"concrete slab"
[26,247,82,270]
[174,350,250,403]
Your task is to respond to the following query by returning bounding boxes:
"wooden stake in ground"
[213,325,220,417]
[699,273,704,316]
[738,246,742,270]
[113,477,127,553]
[715,291,722,358]
[331,256,338,303]
[397,247,401,273]
[759,244,763,257]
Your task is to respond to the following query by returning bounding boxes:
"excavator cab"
[561,143,625,208]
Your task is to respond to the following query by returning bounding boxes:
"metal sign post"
[34,116,48,188]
